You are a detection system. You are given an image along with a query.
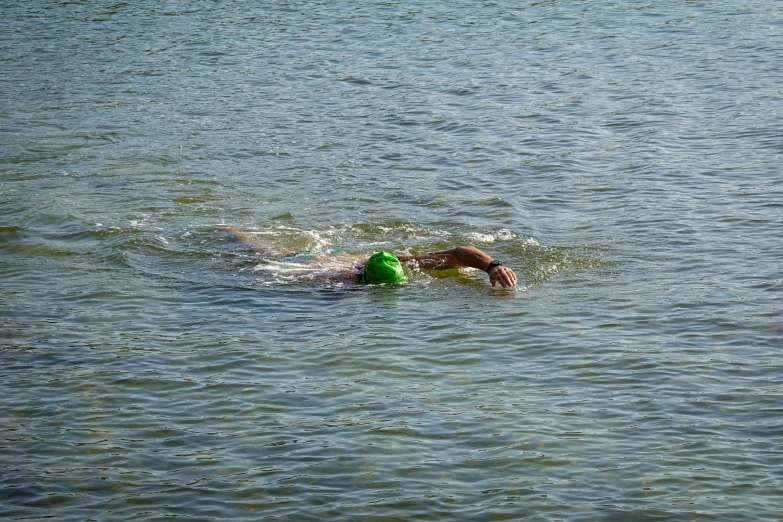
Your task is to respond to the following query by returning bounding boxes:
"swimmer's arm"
[398,245,517,288]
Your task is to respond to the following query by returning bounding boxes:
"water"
[2,1,782,520]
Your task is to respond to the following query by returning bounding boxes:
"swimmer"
[219,226,517,288]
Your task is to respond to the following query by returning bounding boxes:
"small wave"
[466,229,522,244]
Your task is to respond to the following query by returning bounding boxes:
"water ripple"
[3,0,783,520]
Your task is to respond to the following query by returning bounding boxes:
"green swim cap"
[360,251,407,285]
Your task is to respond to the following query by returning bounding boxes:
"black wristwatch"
[486,260,502,273]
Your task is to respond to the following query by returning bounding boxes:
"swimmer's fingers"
[489,266,517,288]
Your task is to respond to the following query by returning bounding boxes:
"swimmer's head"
[359,251,407,285]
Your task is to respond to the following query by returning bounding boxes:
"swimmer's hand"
[489,265,517,288]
